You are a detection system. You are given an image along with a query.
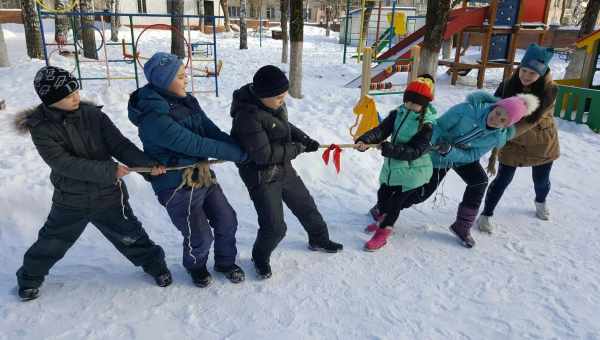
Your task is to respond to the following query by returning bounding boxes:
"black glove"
[433,142,452,156]
[380,141,396,158]
[304,138,320,153]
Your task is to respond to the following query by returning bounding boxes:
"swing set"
[36,0,223,96]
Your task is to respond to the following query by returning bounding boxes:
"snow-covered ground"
[1,24,600,340]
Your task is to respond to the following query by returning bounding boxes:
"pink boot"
[365,214,386,233]
[364,227,393,251]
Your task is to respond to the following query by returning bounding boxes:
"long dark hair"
[499,68,555,123]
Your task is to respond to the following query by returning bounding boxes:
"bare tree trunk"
[289,0,303,98]
[110,0,121,42]
[418,0,452,78]
[170,0,186,58]
[442,36,452,60]
[565,0,600,79]
[0,24,9,67]
[240,0,248,49]
[21,0,44,59]
[281,0,289,62]
[197,0,205,31]
[325,5,331,37]
[221,0,231,32]
[79,0,98,59]
[55,0,70,44]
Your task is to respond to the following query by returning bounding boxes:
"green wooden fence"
[554,85,600,133]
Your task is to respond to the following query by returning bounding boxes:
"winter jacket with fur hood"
[494,70,559,167]
[14,102,158,209]
[431,91,516,169]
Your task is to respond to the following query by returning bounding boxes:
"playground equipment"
[344,5,481,89]
[37,6,223,96]
[341,0,423,64]
[556,29,600,90]
[349,46,420,140]
[441,0,552,89]
[554,85,600,133]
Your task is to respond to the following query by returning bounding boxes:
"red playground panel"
[521,0,547,23]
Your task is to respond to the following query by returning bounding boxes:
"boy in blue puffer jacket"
[128,52,247,287]
[401,91,539,248]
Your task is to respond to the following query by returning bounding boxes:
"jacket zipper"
[387,110,410,184]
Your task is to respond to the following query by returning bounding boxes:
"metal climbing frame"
[37,7,223,96]
[341,0,424,64]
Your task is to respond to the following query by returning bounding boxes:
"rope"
[116,179,129,220]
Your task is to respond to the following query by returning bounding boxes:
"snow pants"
[17,203,166,289]
[247,169,329,264]
[157,184,238,271]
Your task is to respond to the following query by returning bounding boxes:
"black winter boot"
[252,258,272,280]
[188,266,213,288]
[308,239,344,253]
[214,264,245,284]
[18,287,40,301]
[153,270,173,287]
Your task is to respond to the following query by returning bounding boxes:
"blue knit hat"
[143,52,183,90]
[520,44,554,76]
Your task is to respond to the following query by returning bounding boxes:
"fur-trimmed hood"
[13,101,100,135]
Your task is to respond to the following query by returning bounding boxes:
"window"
[0,0,20,9]
[137,0,147,14]
[228,6,240,18]
[266,7,276,19]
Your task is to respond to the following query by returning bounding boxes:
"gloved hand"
[355,141,369,152]
[379,141,395,158]
[304,138,320,152]
[236,152,251,166]
[433,142,452,156]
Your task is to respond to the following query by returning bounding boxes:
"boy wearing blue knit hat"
[128,52,248,287]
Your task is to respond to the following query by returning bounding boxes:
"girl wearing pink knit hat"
[376,91,539,248]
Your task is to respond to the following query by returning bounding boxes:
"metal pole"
[186,17,195,95]
[212,16,219,97]
[129,15,139,88]
[71,16,83,87]
[342,0,351,64]
[36,4,50,66]
[259,9,262,47]
[100,13,111,87]
[390,0,396,49]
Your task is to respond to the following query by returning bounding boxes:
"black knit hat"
[252,65,289,98]
[33,66,80,106]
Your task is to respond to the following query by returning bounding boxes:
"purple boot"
[449,204,477,248]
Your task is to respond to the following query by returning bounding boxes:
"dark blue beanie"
[143,52,183,90]
[520,44,554,76]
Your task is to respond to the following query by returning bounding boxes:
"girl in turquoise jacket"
[356,78,436,251]
[402,91,539,248]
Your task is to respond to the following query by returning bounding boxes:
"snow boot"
[365,213,386,233]
[369,204,381,221]
[535,201,550,220]
[252,258,272,280]
[188,266,213,288]
[18,287,40,301]
[308,239,344,253]
[477,215,494,234]
[153,270,173,287]
[449,204,477,248]
[364,227,393,251]
[214,264,245,284]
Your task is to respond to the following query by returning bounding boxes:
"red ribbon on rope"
[322,144,343,174]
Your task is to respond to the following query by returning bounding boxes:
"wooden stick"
[319,144,379,148]
[129,160,226,173]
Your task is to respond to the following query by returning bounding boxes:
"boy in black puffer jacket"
[13,66,171,301]
[230,65,343,279]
